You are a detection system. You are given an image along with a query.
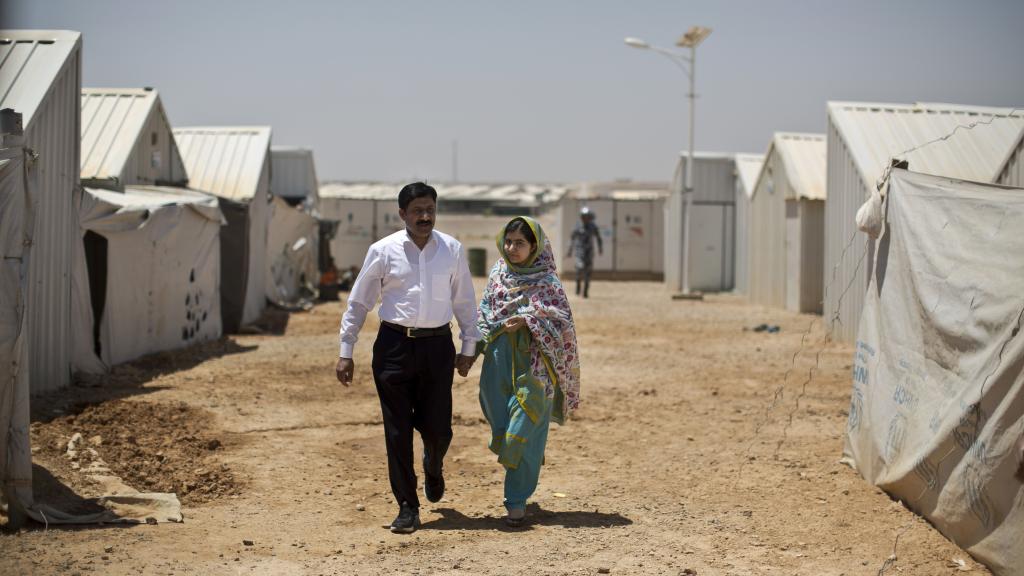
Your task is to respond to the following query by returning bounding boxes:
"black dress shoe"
[390,504,420,534]
[424,471,445,503]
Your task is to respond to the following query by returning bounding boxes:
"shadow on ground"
[30,464,108,517]
[31,337,258,423]
[2,465,158,533]
[422,504,632,532]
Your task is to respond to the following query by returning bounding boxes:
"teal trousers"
[479,330,552,511]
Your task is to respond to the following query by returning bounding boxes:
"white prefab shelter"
[844,168,1024,576]
[319,182,567,275]
[733,153,764,295]
[270,146,319,210]
[562,181,667,279]
[666,153,737,293]
[748,133,827,313]
[80,88,188,190]
[71,187,223,372]
[0,30,81,394]
[824,102,1024,342]
[174,126,271,332]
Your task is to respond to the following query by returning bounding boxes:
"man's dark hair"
[398,182,438,210]
[504,217,537,248]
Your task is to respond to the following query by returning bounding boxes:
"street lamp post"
[625,26,712,297]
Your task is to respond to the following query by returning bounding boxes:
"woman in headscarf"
[475,216,580,527]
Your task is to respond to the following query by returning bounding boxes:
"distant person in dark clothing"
[567,206,602,298]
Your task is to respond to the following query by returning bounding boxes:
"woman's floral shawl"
[477,217,580,422]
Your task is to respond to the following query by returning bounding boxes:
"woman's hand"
[505,316,527,332]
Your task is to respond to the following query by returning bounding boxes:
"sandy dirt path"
[2,281,987,576]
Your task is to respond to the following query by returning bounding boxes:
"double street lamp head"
[624,26,712,53]
[677,26,713,48]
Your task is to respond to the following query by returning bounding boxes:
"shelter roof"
[828,101,1024,189]
[319,182,567,207]
[675,151,737,161]
[0,30,81,126]
[80,87,172,183]
[82,185,224,227]
[271,145,313,155]
[569,180,669,200]
[761,133,827,201]
[173,126,272,201]
[734,153,765,199]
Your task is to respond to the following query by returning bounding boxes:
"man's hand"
[505,316,526,332]
[455,354,475,378]
[336,357,354,386]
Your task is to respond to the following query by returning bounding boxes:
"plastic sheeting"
[71,186,224,372]
[1,142,34,527]
[843,169,1024,576]
[265,196,318,309]
[3,147,183,528]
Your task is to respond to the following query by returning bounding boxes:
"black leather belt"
[381,320,451,339]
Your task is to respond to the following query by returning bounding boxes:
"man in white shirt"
[335,182,480,534]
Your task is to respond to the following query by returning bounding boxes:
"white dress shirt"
[339,229,481,358]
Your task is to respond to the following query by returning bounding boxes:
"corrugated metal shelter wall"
[747,152,787,308]
[823,120,871,343]
[20,39,80,394]
[800,199,825,313]
[127,100,186,187]
[664,176,683,290]
[997,132,1024,187]
[651,197,665,274]
[784,201,801,312]
[241,158,270,325]
[785,200,825,314]
[734,180,751,294]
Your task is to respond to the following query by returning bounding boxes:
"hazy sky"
[4,1,1023,183]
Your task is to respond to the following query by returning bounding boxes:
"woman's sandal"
[504,508,525,527]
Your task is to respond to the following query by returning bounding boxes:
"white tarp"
[71,186,224,372]
[265,196,318,309]
[843,168,1024,576]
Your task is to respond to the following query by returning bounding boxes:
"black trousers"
[371,325,455,509]
[576,265,593,297]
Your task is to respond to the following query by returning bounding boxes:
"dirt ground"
[1,281,990,576]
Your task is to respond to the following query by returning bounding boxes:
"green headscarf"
[495,216,548,274]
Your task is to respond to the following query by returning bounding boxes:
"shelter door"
[614,201,653,272]
[688,204,729,291]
